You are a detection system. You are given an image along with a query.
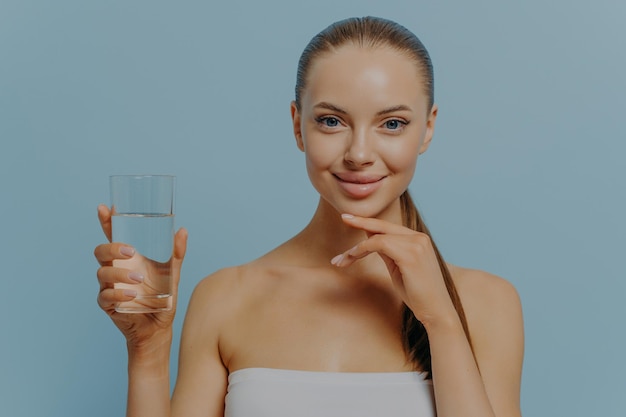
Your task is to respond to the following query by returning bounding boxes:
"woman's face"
[291,44,438,220]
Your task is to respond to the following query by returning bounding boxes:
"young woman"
[95,16,524,417]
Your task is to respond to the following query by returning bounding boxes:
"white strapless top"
[224,368,435,417]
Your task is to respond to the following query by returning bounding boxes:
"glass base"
[115,294,172,313]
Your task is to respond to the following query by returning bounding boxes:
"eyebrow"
[313,102,413,116]
[313,102,348,114]
[375,105,413,116]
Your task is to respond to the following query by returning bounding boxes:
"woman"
[95,16,524,417]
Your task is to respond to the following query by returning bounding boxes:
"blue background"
[1,1,624,416]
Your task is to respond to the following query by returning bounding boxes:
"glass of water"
[110,175,175,313]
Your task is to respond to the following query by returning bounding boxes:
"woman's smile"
[333,172,387,199]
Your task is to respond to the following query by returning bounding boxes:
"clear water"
[112,214,174,313]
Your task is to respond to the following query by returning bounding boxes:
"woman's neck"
[292,197,403,270]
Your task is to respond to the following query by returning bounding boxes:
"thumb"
[97,204,113,242]
[170,228,188,310]
[173,227,188,269]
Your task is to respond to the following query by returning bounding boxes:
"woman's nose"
[344,129,375,167]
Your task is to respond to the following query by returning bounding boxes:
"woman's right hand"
[94,204,188,350]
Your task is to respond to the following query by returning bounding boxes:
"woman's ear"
[419,104,438,154]
[290,101,305,152]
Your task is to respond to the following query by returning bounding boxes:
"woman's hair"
[295,16,472,377]
[295,16,434,111]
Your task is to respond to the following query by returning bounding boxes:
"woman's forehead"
[302,45,428,113]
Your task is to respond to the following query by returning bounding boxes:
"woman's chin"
[328,198,402,221]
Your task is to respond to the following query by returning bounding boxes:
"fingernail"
[128,272,144,283]
[331,254,345,266]
[120,246,135,257]
[341,213,354,219]
[123,289,137,297]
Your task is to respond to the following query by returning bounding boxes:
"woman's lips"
[333,173,386,198]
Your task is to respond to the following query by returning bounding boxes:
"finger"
[331,234,384,267]
[173,227,188,264]
[330,235,406,291]
[97,288,138,311]
[170,228,188,309]
[94,242,136,266]
[97,204,113,242]
[332,234,408,269]
[341,213,415,236]
[97,266,144,288]
[171,228,188,285]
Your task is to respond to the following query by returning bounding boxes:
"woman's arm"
[95,205,187,417]
[123,272,233,417]
[124,272,231,417]
[95,205,231,417]
[426,270,524,417]
[171,269,235,417]
[126,335,174,417]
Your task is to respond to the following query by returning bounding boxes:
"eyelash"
[382,119,409,131]
[314,116,410,132]
[315,116,342,129]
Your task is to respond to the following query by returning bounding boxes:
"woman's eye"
[317,116,340,128]
[384,119,406,130]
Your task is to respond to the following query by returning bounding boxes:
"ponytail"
[399,190,472,378]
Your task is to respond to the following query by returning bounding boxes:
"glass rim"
[110,174,176,180]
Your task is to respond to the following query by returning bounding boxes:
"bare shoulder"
[185,260,285,330]
[187,266,243,315]
[191,240,296,300]
[173,266,249,417]
[448,265,524,391]
[448,264,522,322]
[180,266,247,351]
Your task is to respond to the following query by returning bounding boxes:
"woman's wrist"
[126,334,172,417]
[419,306,465,336]
[127,329,173,376]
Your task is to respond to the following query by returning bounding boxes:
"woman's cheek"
[304,136,344,171]
[385,142,420,175]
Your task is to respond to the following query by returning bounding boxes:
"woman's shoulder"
[183,266,244,327]
[182,263,278,341]
[449,266,522,339]
[447,264,520,306]
[447,264,522,328]
[448,264,524,368]
[189,257,297,309]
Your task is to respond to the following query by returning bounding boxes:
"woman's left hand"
[331,213,457,326]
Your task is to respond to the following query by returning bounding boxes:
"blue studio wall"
[1,1,625,416]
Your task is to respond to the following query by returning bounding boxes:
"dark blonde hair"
[295,16,471,377]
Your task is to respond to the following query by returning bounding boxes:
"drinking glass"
[110,175,175,313]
